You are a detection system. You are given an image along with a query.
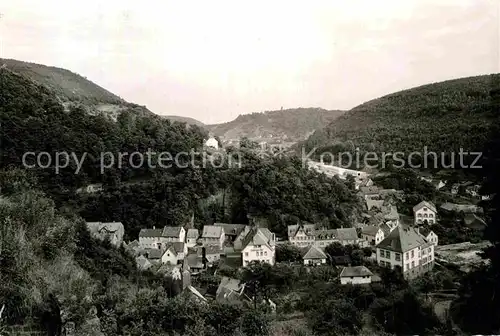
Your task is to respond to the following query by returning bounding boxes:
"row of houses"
[135,223,276,267]
[287,225,361,248]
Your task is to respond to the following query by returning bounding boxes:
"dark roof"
[440,203,483,213]
[340,266,373,277]
[332,255,351,265]
[214,223,247,236]
[139,228,163,238]
[186,254,204,269]
[165,242,185,254]
[147,249,163,259]
[162,226,183,238]
[377,226,427,253]
[288,223,315,237]
[361,226,380,236]
[314,229,337,240]
[379,223,392,237]
[418,226,432,237]
[197,245,222,256]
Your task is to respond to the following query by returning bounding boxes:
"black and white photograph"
[0,0,499,335]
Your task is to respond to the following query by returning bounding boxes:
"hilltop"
[207,108,345,144]
[161,115,205,127]
[303,74,500,156]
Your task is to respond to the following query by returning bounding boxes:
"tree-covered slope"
[207,108,345,143]
[162,115,205,127]
[303,74,500,154]
[0,58,123,105]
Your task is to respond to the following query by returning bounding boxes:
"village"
[84,152,490,310]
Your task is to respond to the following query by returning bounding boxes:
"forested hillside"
[0,58,123,105]
[0,62,361,241]
[162,115,205,127]
[303,74,500,160]
[208,108,345,143]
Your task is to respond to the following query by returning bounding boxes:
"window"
[264,251,268,256]
[411,250,414,258]
[405,263,408,271]
[429,214,434,218]
[423,207,427,211]
[405,252,409,260]
[411,261,415,268]
[245,252,248,257]
[395,253,401,261]
[417,213,422,217]
[386,251,391,259]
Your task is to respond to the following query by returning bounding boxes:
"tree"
[241,309,270,336]
[308,298,362,336]
[325,242,346,258]
[276,243,302,263]
[240,262,274,308]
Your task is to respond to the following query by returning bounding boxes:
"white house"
[199,245,223,264]
[376,226,435,280]
[340,266,374,285]
[303,245,327,266]
[160,242,187,265]
[162,226,186,243]
[413,201,437,225]
[201,225,225,249]
[417,227,438,246]
[185,229,199,248]
[288,223,315,247]
[241,227,276,267]
[205,137,219,150]
[139,227,163,249]
[361,226,384,246]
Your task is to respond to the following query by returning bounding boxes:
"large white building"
[376,226,435,280]
[287,224,360,249]
[241,227,276,266]
[413,201,437,225]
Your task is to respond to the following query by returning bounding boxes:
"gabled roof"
[186,228,199,238]
[202,225,224,238]
[413,201,437,213]
[186,254,204,269]
[379,223,392,237]
[139,228,163,238]
[382,205,400,221]
[241,227,275,250]
[147,248,163,260]
[335,228,358,241]
[127,240,140,250]
[165,242,185,254]
[314,229,337,240]
[377,226,427,253]
[303,245,327,260]
[214,223,247,236]
[288,224,315,238]
[418,226,432,237]
[217,277,244,293]
[197,245,222,256]
[340,266,373,278]
[161,246,178,258]
[361,226,380,237]
[162,226,183,238]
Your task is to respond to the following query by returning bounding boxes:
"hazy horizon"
[2,0,498,124]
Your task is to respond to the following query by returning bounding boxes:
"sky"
[1,0,499,124]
